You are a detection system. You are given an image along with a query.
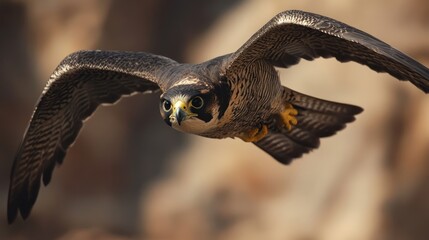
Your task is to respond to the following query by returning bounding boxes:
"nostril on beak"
[176,110,186,125]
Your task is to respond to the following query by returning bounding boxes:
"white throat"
[171,109,219,135]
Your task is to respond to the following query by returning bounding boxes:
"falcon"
[7,10,429,223]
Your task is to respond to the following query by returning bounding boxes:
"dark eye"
[190,96,204,109]
[162,99,172,112]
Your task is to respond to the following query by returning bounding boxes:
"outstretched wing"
[225,10,429,92]
[8,50,178,223]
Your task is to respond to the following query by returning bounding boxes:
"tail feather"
[296,110,354,137]
[288,87,363,115]
[254,87,362,164]
[255,132,312,164]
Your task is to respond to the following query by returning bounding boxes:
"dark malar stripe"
[215,77,231,119]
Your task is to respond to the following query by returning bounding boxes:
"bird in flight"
[7,10,429,223]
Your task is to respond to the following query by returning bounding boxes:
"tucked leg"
[238,124,268,142]
[280,103,298,130]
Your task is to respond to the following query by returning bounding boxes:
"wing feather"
[226,10,429,92]
[7,50,178,223]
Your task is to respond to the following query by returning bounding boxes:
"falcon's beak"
[171,101,196,125]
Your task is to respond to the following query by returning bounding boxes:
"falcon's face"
[159,85,218,134]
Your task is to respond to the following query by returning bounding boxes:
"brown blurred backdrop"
[1,0,429,239]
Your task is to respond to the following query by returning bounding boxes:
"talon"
[280,103,298,131]
[238,124,268,142]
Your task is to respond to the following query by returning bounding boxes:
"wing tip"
[352,105,364,114]
[7,188,27,224]
[7,205,18,224]
[7,189,39,224]
[7,204,33,224]
[417,80,429,94]
[7,163,42,224]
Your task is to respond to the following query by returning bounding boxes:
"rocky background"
[1,0,428,239]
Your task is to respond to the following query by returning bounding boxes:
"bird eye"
[162,99,172,112]
[190,96,204,109]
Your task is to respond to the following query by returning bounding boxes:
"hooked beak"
[170,101,196,125]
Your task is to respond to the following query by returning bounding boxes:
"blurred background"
[1,0,429,239]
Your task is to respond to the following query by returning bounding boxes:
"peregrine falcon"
[7,10,429,223]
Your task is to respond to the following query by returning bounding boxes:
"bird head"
[159,82,220,134]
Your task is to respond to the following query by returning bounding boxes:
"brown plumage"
[8,10,429,223]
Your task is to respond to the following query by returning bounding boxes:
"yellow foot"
[280,103,298,131]
[238,124,268,142]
